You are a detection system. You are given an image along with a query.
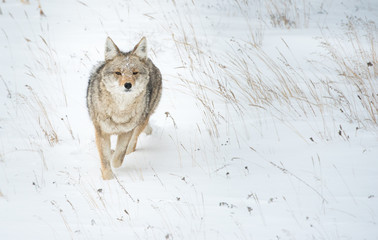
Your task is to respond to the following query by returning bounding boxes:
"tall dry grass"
[6,20,76,147]
[319,18,377,127]
[163,1,377,143]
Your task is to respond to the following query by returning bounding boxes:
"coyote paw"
[144,124,152,135]
[112,156,124,168]
[101,168,114,180]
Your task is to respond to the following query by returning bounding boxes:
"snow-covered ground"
[0,0,377,239]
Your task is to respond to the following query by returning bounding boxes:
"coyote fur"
[87,37,162,180]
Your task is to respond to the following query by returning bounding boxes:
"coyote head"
[101,37,150,95]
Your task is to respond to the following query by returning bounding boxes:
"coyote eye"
[115,71,122,76]
[132,71,139,75]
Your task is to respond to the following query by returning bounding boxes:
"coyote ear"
[132,37,147,60]
[105,37,120,61]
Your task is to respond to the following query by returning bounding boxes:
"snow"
[0,0,377,239]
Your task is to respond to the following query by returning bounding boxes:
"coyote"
[87,37,162,180]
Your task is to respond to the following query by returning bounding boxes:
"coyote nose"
[124,82,132,90]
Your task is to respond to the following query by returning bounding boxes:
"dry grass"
[165,7,225,141]
[163,0,377,143]
[167,23,324,140]
[265,0,310,28]
[18,85,59,146]
[234,0,265,47]
[3,15,76,147]
[320,18,377,127]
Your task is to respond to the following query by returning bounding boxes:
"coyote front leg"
[95,128,113,180]
[112,132,132,168]
[126,118,150,155]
